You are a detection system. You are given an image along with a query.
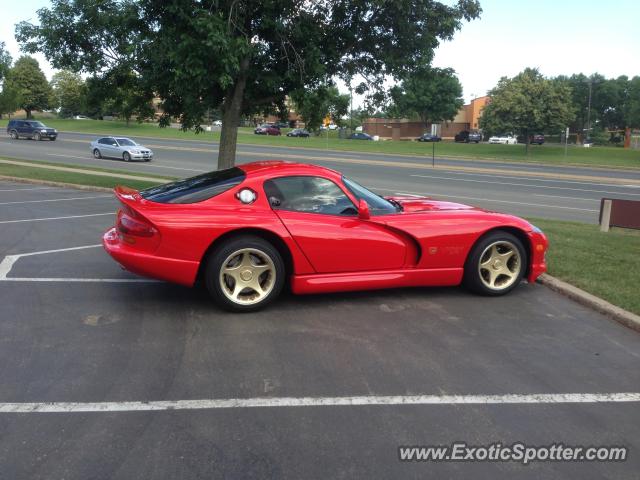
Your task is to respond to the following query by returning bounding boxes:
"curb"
[0,175,112,192]
[0,159,168,183]
[538,274,640,332]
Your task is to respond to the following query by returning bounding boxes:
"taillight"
[118,214,156,237]
[116,204,158,239]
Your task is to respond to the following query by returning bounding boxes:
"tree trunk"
[25,109,32,119]
[217,58,249,170]
[524,128,529,156]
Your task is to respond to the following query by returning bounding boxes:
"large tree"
[387,66,463,128]
[480,68,574,153]
[17,0,481,169]
[0,42,17,119]
[291,85,350,131]
[4,56,51,118]
[50,70,87,117]
[0,42,11,85]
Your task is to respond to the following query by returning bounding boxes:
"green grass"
[0,158,172,190]
[529,218,640,315]
[2,117,639,169]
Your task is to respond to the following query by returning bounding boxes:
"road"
[0,180,639,479]
[2,131,640,222]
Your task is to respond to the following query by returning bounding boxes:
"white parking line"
[0,195,110,205]
[1,392,639,413]
[0,212,114,224]
[0,244,158,283]
[0,244,102,280]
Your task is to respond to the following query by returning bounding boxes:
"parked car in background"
[90,137,153,162]
[212,120,222,127]
[6,120,58,141]
[454,130,482,143]
[349,132,373,141]
[417,133,441,142]
[286,128,310,138]
[254,124,281,136]
[530,134,545,145]
[73,115,90,120]
[273,121,289,129]
[488,134,518,145]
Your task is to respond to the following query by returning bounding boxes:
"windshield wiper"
[387,198,403,212]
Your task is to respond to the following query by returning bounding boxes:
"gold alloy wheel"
[219,248,276,305]
[478,240,522,290]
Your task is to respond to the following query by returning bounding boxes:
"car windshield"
[342,176,398,215]
[28,121,46,128]
[116,138,137,146]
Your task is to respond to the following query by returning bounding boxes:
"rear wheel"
[463,231,527,296]
[123,152,131,162]
[93,148,102,159]
[9,130,18,139]
[205,236,285,312]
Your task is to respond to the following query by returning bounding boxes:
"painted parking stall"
[0,179,639,479]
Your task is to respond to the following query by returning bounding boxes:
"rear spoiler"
[114,185,142,205]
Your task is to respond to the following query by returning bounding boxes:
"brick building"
[363,96,490,140]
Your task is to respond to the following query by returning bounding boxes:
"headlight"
[41,129,47,133]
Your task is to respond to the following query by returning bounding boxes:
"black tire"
[205,235,285,312]
[34,132,41,141]
[93,148,102,159]
[50,137,56,141]
[9,130,19,139]
[463,231,527,296]
[123,152,131,162]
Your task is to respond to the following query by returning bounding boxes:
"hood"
[386,195,480,213]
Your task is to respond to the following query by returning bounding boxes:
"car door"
[263,175,406,274]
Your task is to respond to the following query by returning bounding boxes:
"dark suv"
[6,120,58,141]
[454,130,482,143]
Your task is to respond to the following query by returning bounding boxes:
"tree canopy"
[17,0,481,168]
[4,56,51,118]
[291,85,350,131]
[480,68,574,151]
[387,66,463,126]
[50,70,87,117]
[0,42,11,85]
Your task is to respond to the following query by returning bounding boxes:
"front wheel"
[205,236,285,312]
[463,231,527,296]
[93,148,102,159]
[123,152,131,162]
[34,132,41,141]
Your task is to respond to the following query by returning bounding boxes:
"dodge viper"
[103,161,547,311]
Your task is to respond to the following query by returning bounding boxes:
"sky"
[2,0,639,105]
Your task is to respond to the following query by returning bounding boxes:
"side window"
[264,176,356,216]
[98,138,111,145]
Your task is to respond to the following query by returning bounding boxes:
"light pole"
[349,84,353,134]
[586,80,593,142]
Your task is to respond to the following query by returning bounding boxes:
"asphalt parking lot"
[1,179,639,479]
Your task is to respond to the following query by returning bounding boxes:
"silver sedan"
[90,136,153,162]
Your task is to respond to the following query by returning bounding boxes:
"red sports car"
[103,161,548,311]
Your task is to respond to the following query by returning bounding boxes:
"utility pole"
[349,83,353,134]
[586,79,593,143]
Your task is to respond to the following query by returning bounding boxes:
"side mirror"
[357,199,370,220]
